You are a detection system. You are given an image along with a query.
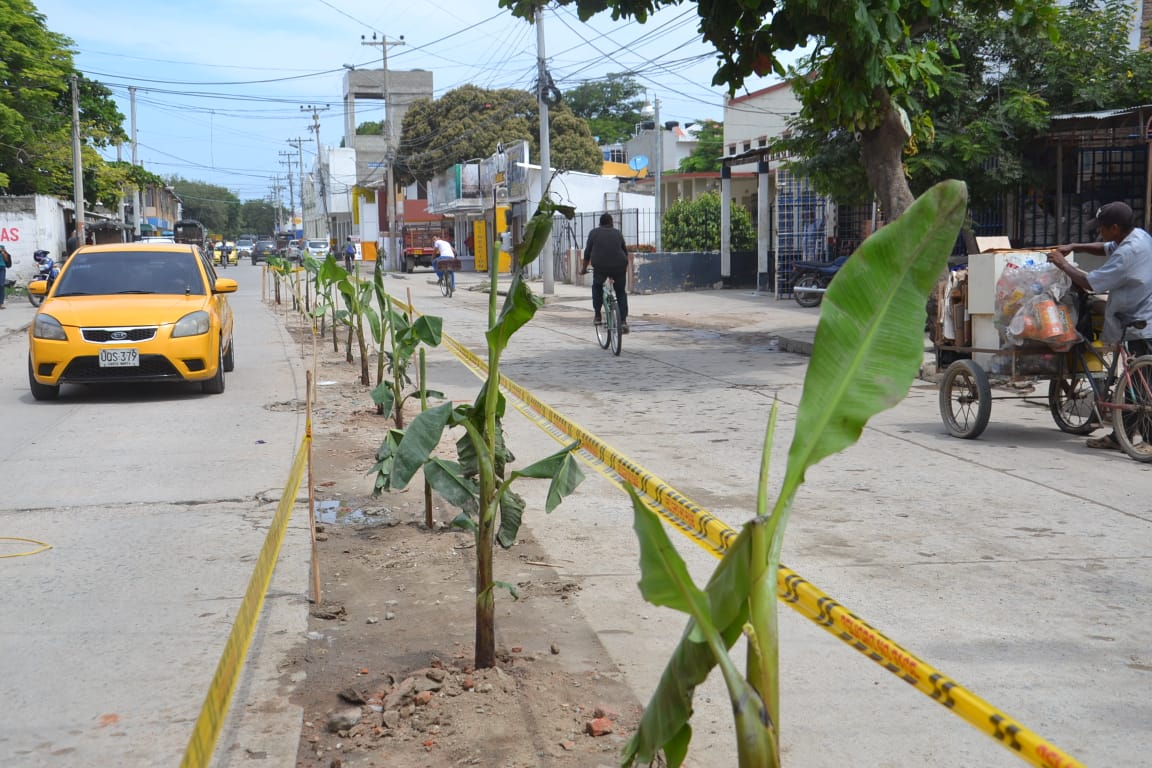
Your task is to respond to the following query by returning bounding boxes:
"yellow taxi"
[213,240,239,266]
[27,242,237,400]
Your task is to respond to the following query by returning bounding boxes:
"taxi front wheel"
[28,357,59,401]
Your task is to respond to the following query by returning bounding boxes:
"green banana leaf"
[390,401,456,487]
[486,270,544,354]
[622,180,968,766]
[781,180,967,501]
[423,457,479,516]
[622,493,759,768]
[508,442,586,513]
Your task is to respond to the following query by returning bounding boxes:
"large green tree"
[396,84,601,185]
[237,199,279,237]
[168,177,241,235]
[502,0,1058,220]
[0,1,127,202]
[777,0,1152,211]
[562,74,647,145]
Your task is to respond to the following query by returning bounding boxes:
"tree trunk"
[858,92,916,223]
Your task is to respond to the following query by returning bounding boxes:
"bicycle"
[438,257,460,298]
[1041,315,1152,461]
[587,273,622,356]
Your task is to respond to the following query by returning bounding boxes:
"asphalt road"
[3,263,1150,767]
[0,263,309,767]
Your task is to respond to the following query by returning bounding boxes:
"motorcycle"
[28,249,59,307]
[790,255,848,308]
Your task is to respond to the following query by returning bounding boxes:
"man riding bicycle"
[580,213,633,333]
[432,235,456,285]
[1048,200,1152,450]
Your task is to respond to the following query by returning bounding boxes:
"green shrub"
[662,192,756,252]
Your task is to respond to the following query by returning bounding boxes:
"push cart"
[933,251,1152,462]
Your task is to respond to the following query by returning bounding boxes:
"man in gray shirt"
[1048,200,1152,449]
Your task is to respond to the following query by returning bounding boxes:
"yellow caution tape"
[180,434,310,768]
[431,321,1085,768]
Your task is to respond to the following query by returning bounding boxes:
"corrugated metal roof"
[1051,105,1152,121]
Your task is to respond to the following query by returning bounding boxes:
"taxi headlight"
[33,314,66,340]
[173,310,211,338]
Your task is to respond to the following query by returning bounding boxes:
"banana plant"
[308,255,342,349]
[371,195,584,670]
[369,286,444,428]
[621,180,968,767]
[327,258,376,384]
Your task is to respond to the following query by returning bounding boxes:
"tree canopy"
[677,120,723,173]
[396,84,602,186]
[0,0,129,206]
[562,74,647,145]
[777,0,1152,211]
[168,177,241,236]
[502,0,1059,220]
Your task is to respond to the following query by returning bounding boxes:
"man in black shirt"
[579,213,633,332]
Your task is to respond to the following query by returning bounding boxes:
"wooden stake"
[306,370,321,604]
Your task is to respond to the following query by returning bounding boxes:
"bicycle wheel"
[608,298,622,356]
[1112,355,1152,462]
[939,359,991,439]
[596,297,612,349]
[1048,371,1098,435]
[440,272,453,297]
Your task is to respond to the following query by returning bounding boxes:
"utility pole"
[536,7,554,294]
[130,86,141,239]
[654,98,663,253]
[287,138,306,238]
[362,32,405,271]
[271,175,283,232]
[301,105,331,242]
[71,74,85,244]
[279,149,297,237]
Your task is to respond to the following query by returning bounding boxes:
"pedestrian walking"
[0,244,10,309]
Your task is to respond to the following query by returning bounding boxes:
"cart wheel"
[1048,372,1098,435]
[939,359,991,439]
[1112,355,1152,462]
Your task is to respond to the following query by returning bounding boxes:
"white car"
[302,239,330,260]
[235,238,254,260]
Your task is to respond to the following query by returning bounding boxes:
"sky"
[34,0,785,204]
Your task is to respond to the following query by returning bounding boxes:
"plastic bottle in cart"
[1034,296,1067,340]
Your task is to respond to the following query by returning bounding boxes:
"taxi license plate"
[99,348,139,367]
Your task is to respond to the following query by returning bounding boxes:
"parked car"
[26,242,237,400]
[251,241,277,264]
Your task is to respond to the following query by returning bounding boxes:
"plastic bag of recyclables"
[994,253,1080,351]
